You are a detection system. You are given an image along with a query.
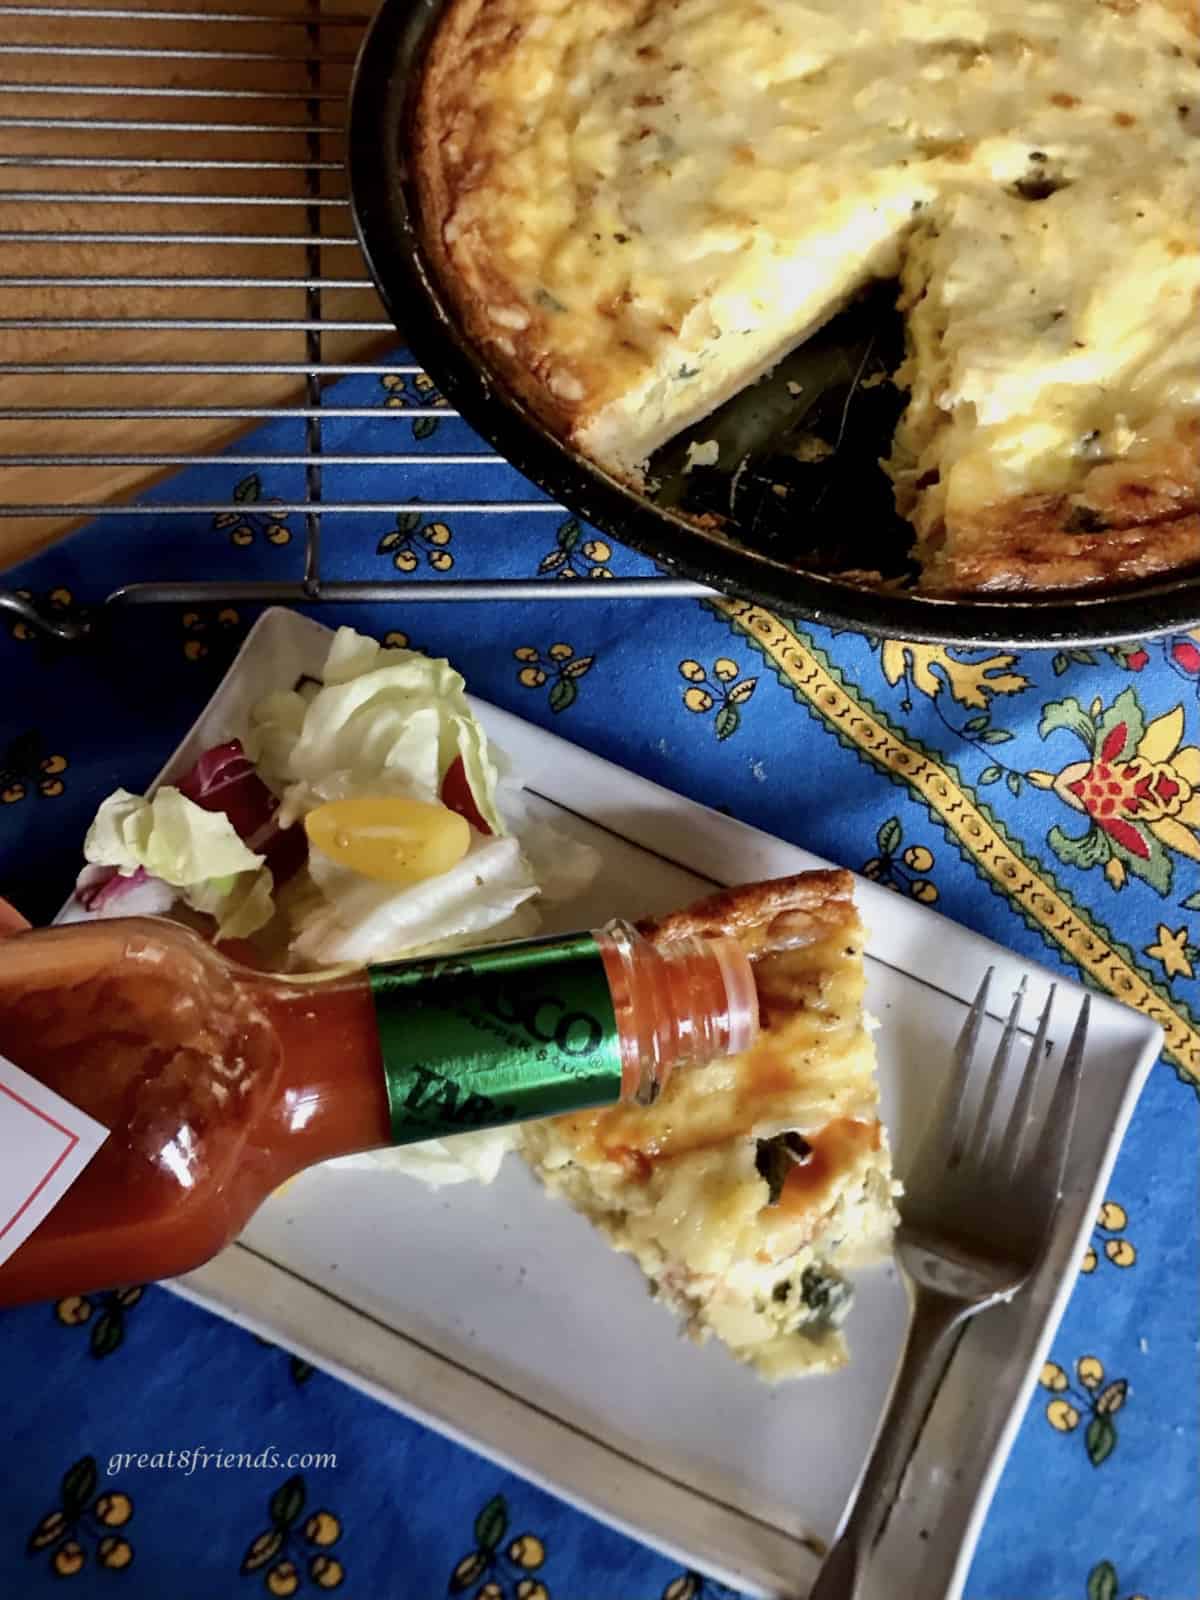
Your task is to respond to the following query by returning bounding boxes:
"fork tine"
[942,968,992,1169]
[967,976,1026,1168]
[1029,995,1090,1205]
[1002,984,1056,1178]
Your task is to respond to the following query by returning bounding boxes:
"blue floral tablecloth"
[1,352,1196,1600]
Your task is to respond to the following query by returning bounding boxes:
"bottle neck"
[596,920,759,1103]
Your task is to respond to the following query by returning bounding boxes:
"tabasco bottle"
[0,914,758,1306]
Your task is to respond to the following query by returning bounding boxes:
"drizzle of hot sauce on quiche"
[774,1118,882,1216]
[559,1025,877,1191]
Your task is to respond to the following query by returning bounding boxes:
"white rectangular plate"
[82,609,1159,1598]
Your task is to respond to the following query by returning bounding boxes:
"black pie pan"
[347,0,1200,646]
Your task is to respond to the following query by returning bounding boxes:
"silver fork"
[809,971,1089,1600]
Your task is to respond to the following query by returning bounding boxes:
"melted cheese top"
[431,0,1200,493]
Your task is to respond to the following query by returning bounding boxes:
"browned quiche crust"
[414,0,606,443]
[917,420,1200,592]
[635,868,857,956]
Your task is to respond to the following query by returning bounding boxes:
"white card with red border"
[0,1053,108,1270]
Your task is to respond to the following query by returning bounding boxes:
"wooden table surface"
[0,0,387,571]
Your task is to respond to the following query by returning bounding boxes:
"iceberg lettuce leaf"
[82,786,273,937]
[187,866,277,942]
[329,1127,519,1187]
[84,787,263,885]
[291,832,539,966]
[247,628,502,837]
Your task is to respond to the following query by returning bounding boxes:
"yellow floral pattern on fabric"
[381,369,450,439]
[449,1495,549,1599]
[879,642,1029,710]
[1144,923,1196,981]
[862,816,939,903]
[7,586,86,645]
[537,519,616,580]
[1,732,67,804]
[182,607,241,662]
[514,643,594,712]
[660,1572,742,1599]
[678,658,757,740]
[55,1286,144,1358]
[378,512,454,573]
[214,475,292,548]
[875,639,1031,794]
[1082,1201,1137,1273]
[713,600,1200,1084]
[1040,1356,1128,1466]
[27,1457,134,1577]
[239,1476,344,1593]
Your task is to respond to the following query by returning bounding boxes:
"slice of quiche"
[519,871,897,1380]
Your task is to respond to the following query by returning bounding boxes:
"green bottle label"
[368,932,623,1145]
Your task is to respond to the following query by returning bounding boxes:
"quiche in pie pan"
[349,0,1200,643]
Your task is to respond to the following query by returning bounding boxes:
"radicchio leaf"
[176,739,305,886]
[70,863,176,919]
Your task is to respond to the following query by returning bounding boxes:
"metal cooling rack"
[0,0,708,644]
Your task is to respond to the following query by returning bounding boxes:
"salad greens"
[243,630,532,965]
[85,786,263,884]
[248,629,502,836]
[83,787,274,942]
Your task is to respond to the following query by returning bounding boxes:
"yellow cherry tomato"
[304,795,471,885]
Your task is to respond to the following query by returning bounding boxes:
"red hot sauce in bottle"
[0,914,757,1305]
